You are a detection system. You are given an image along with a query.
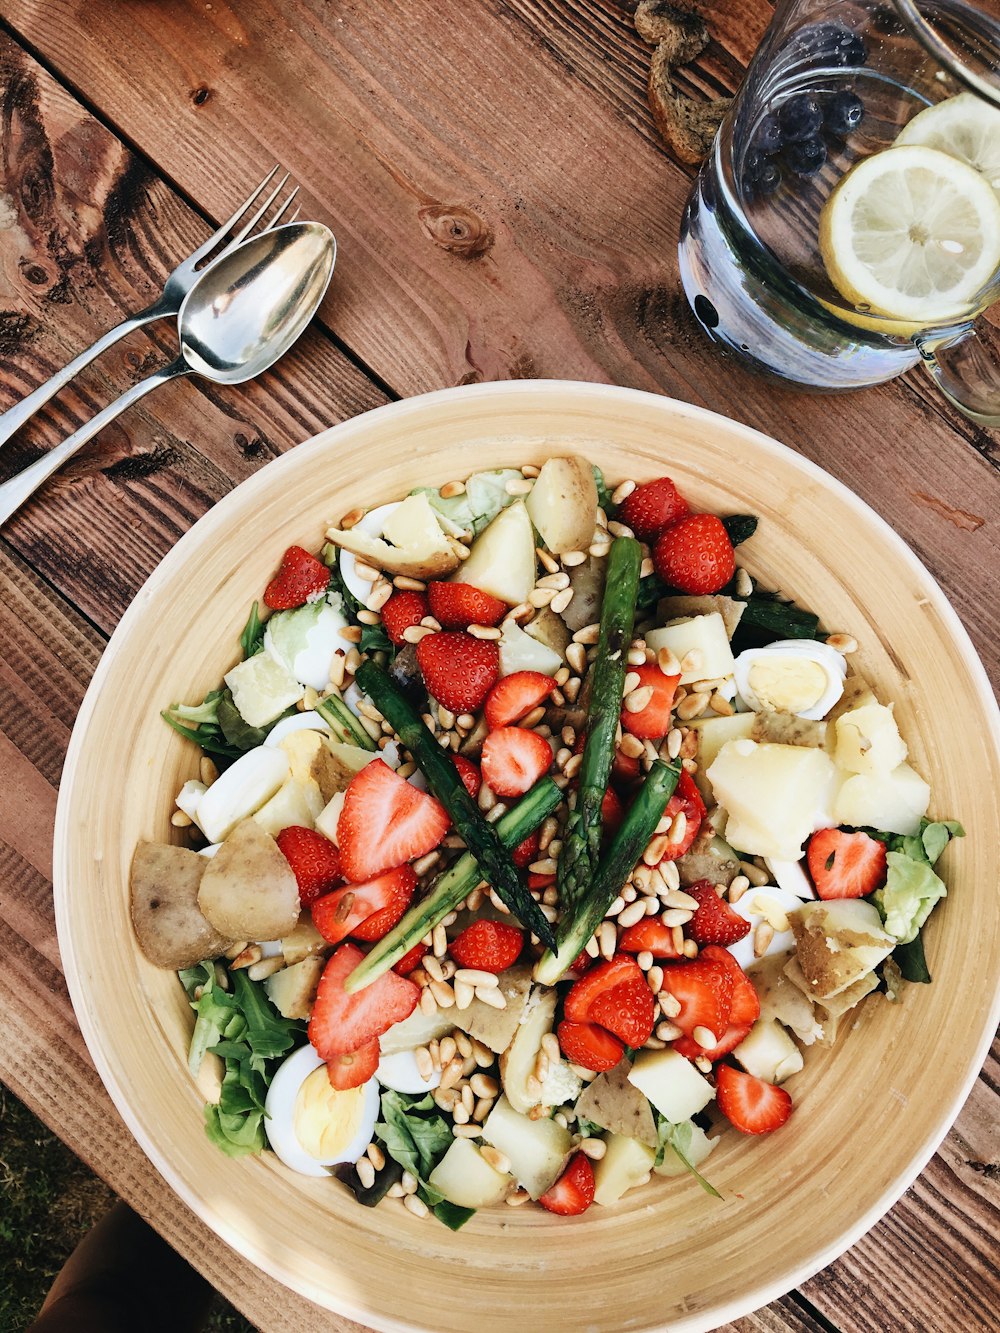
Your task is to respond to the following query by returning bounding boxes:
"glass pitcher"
[678,0,1000,424]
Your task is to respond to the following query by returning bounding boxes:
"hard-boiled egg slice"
[764,857,816,900]
[264,1044,379,1177]
[264,711,334,747]
[197,746,289,844]
[733,639,846,720]
[175,779,208,830]
[376,1049,441,1094]
[264,599,356,691]
[339,502,401,604]
[728,884,811,971]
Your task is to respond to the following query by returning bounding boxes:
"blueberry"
[795,22,867,67]
[752,112,783,154]
[744,147,782,196]
[778,94,823,143]
[824,90,865,136]
[785,136,827,176]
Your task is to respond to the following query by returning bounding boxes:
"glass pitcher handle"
[916,322,1000,427]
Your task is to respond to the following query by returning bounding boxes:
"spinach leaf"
[360,622,393,656]
[592,465,613,513]
[432,1201,476,1231]
[721,514,758,547]
[893,933,931,984]
[635,572,670,613]
[375,1090,453,1184]
[239,601,266,659]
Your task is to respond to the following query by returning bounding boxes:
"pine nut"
[563,753,583,780]
[505,477,533,495]
[529,587,556,609]
[537,571,570,591]
[740,859,770,887]
[402,624,434,644]
[453,1123,484,1139]
[229,944,263,970]
[340,625,363,643]
[682,938,700,958]
[394,575,427,591]
[429,980,455,1008]
[676,692,710,720]
[550,587,574,615]
[618,900,647,928]
[647,965,664,994]
[356,609,380,625]
[562,550,587,567]
[662,907,692,927]
[656,1020,682,1041]
[480,1145,511,1174]
[170,809,193,827]
[455,968,500,988]
[639,557,655,578]
[356,1157,376,1189]
[607,520,634,538]
[589,542,612,559]
[454,979,475,1010]
[247,955,286,981]
[579,1136,608,1160]
[624,685,654,713]
[572,623,601,645]
[754,922,775,956]
[666,727,683,759]
[827,633,858,654]
[622,671,641,695]
[367,579,393,610]
[665,889,699,910]
[354,561,380,583]
[658,991,682,1018]
[669,811,688,845]
[440,480,466,498]
[611,479,636,504]
[432,924,448,957]
[643,833,670,866]
[536,546,560,574]
[598,920,617,959]
[661,860,681,891]
[636,949,654,971]
[693,1025,717,1049]
[657,647,681,677]
[469,623,502,639]
[199,756,219,785]
[679,648,704,674]
[506,1186,531,1205]
[735,567,753,597]
[345,647,362,676]
[475,985,507,1009]
[728,874,751,904]
[401,1170,419,1194]
[419,987,438,1016]
[605,896,625,917]
[709,691,734,716]
[403,1194,429,1219]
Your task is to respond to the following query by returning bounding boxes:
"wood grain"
[0,3,996,1331]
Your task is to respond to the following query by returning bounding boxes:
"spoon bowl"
[0,220,337,526]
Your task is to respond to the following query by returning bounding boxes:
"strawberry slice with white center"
[480,726,553,797]
[309,943,419,1059]
[620,662,680,739]
[311,865,417,945]
[538,1152,595,1215]
[715,1064,793,1135]
[337,759,449,882]
[484,671,557,730]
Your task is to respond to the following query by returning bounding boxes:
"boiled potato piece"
[130,842,234,970]
[481,1095,572,1199]
[264,955,325,1020]
[628,1048,715,1124]
[523,607,570,658]
[825,674,877,728]
[198,818,300,941]
[224,652,304,728]
[574,1059,657,1148]
[197,746,289,844]
[500,987,558,1114]
[789,899,895,1000]
[835,702,907,775]
[646,614,735,685]
[325,493,466,579]
[707,739,839,862]
[654,1121,717,1178]
[499,617,563,677]
[688,712,755,800]
[252,778,325,836]
[733,1019,803,1084]
[456,501,536,605]
[833,762,929,835]
[379,1005,457,1056]
[428,1138,512,1208]
[314,792,345,843]
[563,553,606,631]
[592,1133,656,1206]
[750,711,827,749]
[747,952,823,1045]
[280,917,328,965]
[676,842,741,889]
[657,595,745,640]
[524,456,598,555]
[454,964,534,1053]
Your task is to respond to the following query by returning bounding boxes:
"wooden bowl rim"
[54,380,1000,1331]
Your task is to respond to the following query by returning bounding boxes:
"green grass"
[0,1087,254,1333]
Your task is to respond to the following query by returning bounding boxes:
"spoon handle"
[0,304,172,451]
[0,356,189,528]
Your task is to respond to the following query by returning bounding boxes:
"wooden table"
[1,2,997,1329]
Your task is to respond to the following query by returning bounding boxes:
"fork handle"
[0,303,171,450]
[0,356,190,527]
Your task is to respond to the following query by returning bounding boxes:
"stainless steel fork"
[0,166,300,449]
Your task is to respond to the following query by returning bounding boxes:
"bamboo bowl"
[56,381,1000,1332]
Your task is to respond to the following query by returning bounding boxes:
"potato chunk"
[198,818,300,941]
[130,841,234,970]
[524,456,598,555]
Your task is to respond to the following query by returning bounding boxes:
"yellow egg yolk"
[747,659,828,714]
[293,1066,367,1160]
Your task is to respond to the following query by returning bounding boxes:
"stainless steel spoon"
[0,221,336,526]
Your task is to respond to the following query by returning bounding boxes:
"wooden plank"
[0,33,387,633]
[3,1,997,687]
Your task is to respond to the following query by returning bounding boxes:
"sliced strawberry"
[589,977,655,1046]
[381,590,430,646]
[393,942,429,976]
[601,786,625,837]
[350,866,417,941]
[309,943,419,1058]
[699,945,761,1027]
[263,545,329,610]
[715,1064,793,1135]
[416,631,499,714]
[657,769,706,862]
[528,871,557,890]
[611,747,642,789]
[312,865,415,945]
[659,956,734,1040]
[618,918,683,959]
[450,919,524,972]
[620,663,681,740]
[685,879,752,947]
[807,828,888,900]
[653,514,735,596]
[570,949,592,974]
[427,581,506,630]
[513,829,540,868]
[480,727,553,797]
[537,1152,595,1216]
[484,671,557,730]
[618,476,690,541]
[326,1038,380,1090]
[564,954,644,1023]
[337,759,449,882]
[673,1022,752,1062]
[557,1019,624,1073]
[275,825,343,907]
[452,754,482,799]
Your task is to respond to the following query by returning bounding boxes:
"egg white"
[264,1044,379,1177]
[728,884,812,971]
[376,1049,441,1094]
[339,502,401,604]
[733,639,846,720]
[263,711,334,747]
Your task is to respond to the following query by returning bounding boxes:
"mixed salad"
[133,455,962,1226]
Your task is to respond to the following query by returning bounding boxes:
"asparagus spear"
[556,535,642,913]
[315,694,378,751]
[354,659,557,950]
[345,778,562,992]
[535,759,680,985]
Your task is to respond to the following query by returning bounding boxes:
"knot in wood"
[417,204,493,259]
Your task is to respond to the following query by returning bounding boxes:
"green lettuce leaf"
[375,1090,453,1185]
[239,601,266,659]
[654,1116,721,1199]
[592,465,613,513]
[875,851,946,944]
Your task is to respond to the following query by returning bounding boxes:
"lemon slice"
[819,144,1000,324]
[896,92,1000,198]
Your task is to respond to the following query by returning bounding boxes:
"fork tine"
[286,205,303,224]
[186,166,280,265]
[267,187,301,229]
[227,172,290,248]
